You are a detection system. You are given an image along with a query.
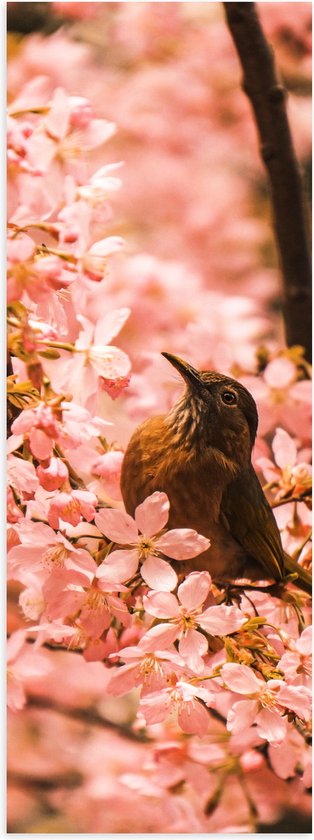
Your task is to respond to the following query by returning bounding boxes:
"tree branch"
[223,2,312,362]
[8,769,83,792]
[27,693,150,742]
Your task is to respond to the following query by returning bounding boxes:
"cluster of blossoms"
[7,4,311,834]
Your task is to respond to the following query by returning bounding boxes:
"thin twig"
[223,2,312,362]
[271,494,311,510]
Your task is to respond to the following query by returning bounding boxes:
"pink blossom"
[18,571,45,620]
[56,310,131,406]
[7,454,38,497]
[83,236,125,281]
[11,404,60,460]
[241,364,312,439]
[68,96,94,129]
[7,629,52,711]
[95,492,210,591]
[32,86,116,158]
[7,232,74,302]
[277,626,312,687]
[43,549,131,636]
[31,254,75,292]
[47,488,97,530]
[7,487,23,523]
[78,163,123,205]
[257,427,312,500]
[107,637,186,697]
[268,724,312,781]
[143,572,245,672]
[7,519,90,583]
[221,663,311,745]
[139,679,214,736]
[57,401,112,450]
[91,450,124,500]
[36,457,69,491]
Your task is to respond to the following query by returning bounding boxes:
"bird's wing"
[221,466,285,580]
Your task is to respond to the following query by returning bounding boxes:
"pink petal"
[143,590,180,619]
[277,684,311,719]
[84,636,116,663]
[7,674,25,711]
[29,428,53,460]
[200,605,245,636]
[69,548,97,575]
[255,708,287,744]
[80,605,111,637]
[116,645,144,661]
[221,663,264,694]
[273,427,297,469]
[7,434,24,453]
[96,548,139,583]
[156,528,210,560]
[268,731,303,780]
[7,629,26,663]
[140,691,169,725]
[45,87,70,139]
[255,457,279,483]
[11,411,36,436]
[108,594,131,627]
[178,699,210,736]
[89,345,130,379]
[227,699,259,734]
[94,307,130,345]
[45,589,85,620]
[7,233,35,262]
[106,663,138,696]
[94,508,138,544]
[178,629,208,673]
[89,237,125,259]
[178,571,212,611]
[139,624,179,651]
[8,545,43,576]
[135,492,170,538]
[290,379,312,404]
[296,626,312,655]
[141,555,178,591]
[82,118,116,150]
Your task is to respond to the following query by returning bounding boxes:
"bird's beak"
[161,352,202,391]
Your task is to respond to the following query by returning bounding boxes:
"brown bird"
[121,353,311,593]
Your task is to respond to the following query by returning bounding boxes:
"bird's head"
[162,352,258,463]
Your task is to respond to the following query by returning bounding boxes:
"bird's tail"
[284,553,312,595]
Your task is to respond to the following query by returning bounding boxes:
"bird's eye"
[221,390,237,405]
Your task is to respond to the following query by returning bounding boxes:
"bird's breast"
[120,416,245,579]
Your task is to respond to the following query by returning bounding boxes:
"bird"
[120,352,312,594]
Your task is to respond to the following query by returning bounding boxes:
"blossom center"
[137,537,156,560]
[259,689,278,710]
[67,626,88,650]
[42,544,69,568]
[86,588,107,612]
[177,608,199,634]
[139,655,163,679]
